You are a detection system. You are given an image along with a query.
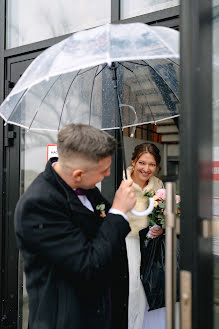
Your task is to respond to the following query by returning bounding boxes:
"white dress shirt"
[52,162,128,221]
[76,193,129,222]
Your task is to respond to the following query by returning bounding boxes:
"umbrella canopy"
[0,23,179,131]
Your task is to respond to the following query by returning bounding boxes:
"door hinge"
[5,80,16,97]
[7,80,15,89]
[4,131,16,147]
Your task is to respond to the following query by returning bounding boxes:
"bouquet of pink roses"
[144,188,180,239]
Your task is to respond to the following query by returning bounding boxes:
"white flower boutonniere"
[96,203,106,218]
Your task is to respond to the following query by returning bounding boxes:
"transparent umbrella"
[0,23,180,216]
[0,23,179,132]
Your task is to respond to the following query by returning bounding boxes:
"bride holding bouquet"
[125,143,165,329]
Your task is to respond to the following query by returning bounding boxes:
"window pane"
[121,0,179,19]
[6,0,110,49]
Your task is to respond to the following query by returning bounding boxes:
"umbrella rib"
[125,60,150,67]
[28,75,62,130]
[147,73,178,118]
[119,62,157,124]
[77,66,98,76]
[58,71,81,131]
[70,64,105,77]
[166,58,180,66]
[118,62,134,73]
[89,66,99,125]
[6,88,29,122]
[95,64,107,77]
[142,60,179,101]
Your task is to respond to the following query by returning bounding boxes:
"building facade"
[0,1,218,328]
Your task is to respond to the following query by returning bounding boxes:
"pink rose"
[155,189,166,200]
[175,195,180,204]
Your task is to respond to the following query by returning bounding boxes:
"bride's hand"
[149,226,164,238]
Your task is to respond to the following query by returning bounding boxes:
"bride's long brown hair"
[131,143,162,178]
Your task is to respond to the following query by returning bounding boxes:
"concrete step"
[162,134,179,142]
[157,125,178,134]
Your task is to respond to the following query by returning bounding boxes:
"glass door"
[1,53,42,329]
[2,52,56,328]
[180,1,218,329]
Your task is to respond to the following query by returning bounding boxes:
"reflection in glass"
[213,1,219,328]
[121,0,179,19]
[6,0,110,48]
[19,129,58,327]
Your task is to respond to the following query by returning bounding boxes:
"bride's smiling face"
[131,152,157,188]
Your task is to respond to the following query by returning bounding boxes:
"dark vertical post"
[101,64,123,202]
[112,63,127,179]
[107,1,123,196]
[0,0,5,324]
[2,58,22,328]
[111,0,120,22]
[180,1,213,328]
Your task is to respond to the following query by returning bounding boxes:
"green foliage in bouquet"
[144,189,180,229]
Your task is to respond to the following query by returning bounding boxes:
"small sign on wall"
[213,147,219,181]
[213,198,219,217]
[47,144,58,161]
[213,161,219,180]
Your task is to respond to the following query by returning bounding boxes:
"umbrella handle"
[130,197,155,217]
[119,104,138,137]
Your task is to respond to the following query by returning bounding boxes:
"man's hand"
[112,180,136,214]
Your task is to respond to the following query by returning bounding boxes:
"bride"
[125,143,165,329]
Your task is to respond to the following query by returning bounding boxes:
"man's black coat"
[14,158,130,329]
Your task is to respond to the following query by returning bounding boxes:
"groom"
[14,124,136,329]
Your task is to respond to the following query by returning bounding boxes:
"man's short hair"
[57,124,116,162]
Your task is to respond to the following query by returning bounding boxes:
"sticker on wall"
[213,162,219,180]
[213,147,219,180]
[47,144,58,161]
[213,198,219,217]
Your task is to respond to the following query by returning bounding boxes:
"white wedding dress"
[126,235,180,329]
[125,168,179,329]
[126,235,166,329]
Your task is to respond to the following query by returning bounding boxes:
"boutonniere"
[96,203,106,218]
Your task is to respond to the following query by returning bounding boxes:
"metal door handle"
[165,182,177,329]
[202,219,219,238]
[180,270,192,329]
[166,184,192,329]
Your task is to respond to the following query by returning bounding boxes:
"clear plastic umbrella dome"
[0,23,180,131]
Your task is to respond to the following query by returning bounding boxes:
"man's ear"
[72,169,84,182]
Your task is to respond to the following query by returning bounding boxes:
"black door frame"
[0,0,6,326]
[180,1,213,328]
[0,1,180,327]
[1,52,45,329]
